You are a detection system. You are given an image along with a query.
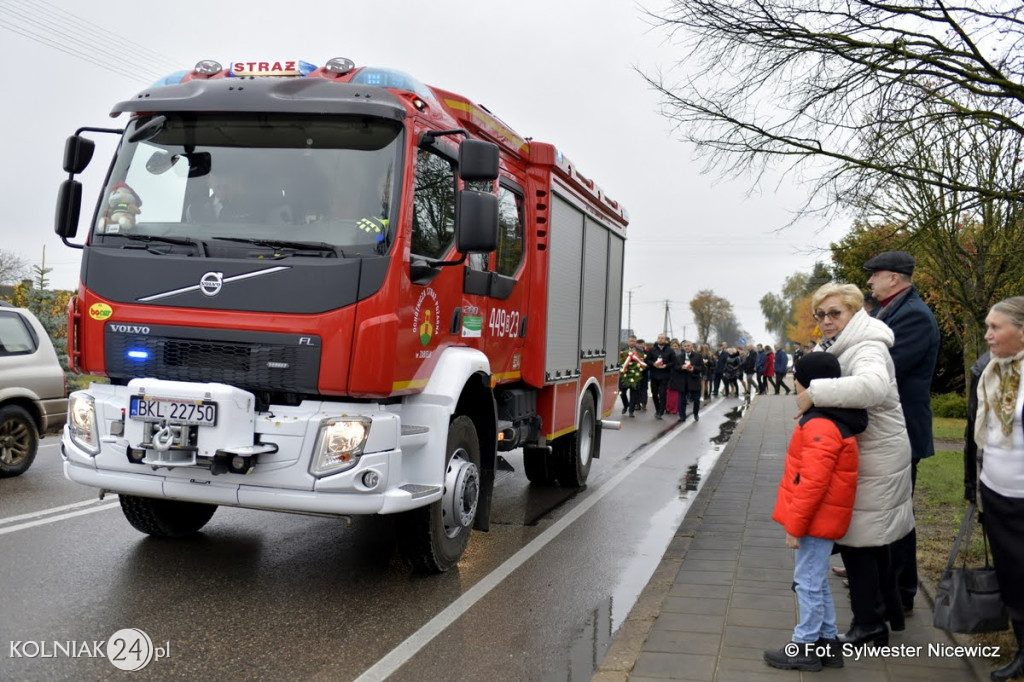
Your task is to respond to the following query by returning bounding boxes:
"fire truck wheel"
[119,495,218,538]
[0,405,39,478]
[554,391,596,488]
[523,446,557,486]
[398,416,481,573]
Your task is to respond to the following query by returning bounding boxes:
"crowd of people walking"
[618,335,799,421]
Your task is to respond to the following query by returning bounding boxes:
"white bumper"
[61,379,444,515]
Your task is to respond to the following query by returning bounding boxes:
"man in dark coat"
[774,345,792,395]
[742,344,757,397]
[864,250,940,615]
[712,341,728,397]
[645,333,676,420]
[669,341,705,422]
[755,344,767,395]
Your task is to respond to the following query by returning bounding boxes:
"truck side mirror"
[458,139,499,182]
[55,179,83,239]
[455,189,498,253]
[63,135,95,174]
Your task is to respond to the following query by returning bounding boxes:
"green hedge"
[932,392,967,419]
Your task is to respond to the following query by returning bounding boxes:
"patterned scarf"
[976,350,1024,449]
[817,335,836,353]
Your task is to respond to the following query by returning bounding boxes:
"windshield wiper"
[117,233,206,255]
[213,237,341,257]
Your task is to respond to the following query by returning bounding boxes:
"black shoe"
[655,414,663,421]
[838,623,889,646]
[763,642,822,672]
[678,415,687,422]
[694,413,699,421]
[621,407,627,415]
[815,637,843,668]
[628,412,635,418]
[991,650,1024,681]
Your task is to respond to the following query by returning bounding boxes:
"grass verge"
[933,417,967,442]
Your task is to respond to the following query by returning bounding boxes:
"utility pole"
[626,285,643,334]
[663,300,672,338]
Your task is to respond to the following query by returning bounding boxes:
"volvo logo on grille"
[200,272,224,297]
[110,324,150,334]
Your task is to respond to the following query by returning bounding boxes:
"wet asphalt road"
[0,398,745,681]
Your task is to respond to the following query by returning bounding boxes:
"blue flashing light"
[127,349,150,361]
[350,67,434,101]
[298,60,318,76]
[151,70,189,87]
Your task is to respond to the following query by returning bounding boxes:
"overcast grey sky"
[0,0,849,344]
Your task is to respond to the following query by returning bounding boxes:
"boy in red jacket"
[764,353,867,672]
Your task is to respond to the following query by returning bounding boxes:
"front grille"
[105,325,321,395]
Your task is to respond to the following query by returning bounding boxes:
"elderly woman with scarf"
[795,283,914,647]
[966,296,1024,682]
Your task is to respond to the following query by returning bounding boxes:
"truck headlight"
[68,393,100,455]
[310,417,370,478]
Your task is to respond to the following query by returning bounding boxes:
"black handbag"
[932,502,1008,634]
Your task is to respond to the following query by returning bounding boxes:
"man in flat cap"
[864,249,940,618]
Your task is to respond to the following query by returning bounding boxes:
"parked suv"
[0,301,67,477]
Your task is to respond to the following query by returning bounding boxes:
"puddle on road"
[710,404,746,445]
[552,401,748,682]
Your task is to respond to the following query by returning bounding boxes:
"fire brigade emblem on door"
[413,288,440,347]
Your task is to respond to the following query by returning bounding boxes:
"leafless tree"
[836,93,1024,374]
[641,0,1024,213]
[0,249,29,286]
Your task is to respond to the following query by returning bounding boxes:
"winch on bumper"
[61,378,440,516]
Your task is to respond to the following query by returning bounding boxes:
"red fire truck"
[55,58,628,572]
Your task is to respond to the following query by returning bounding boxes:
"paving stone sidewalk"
[593,393,991,682]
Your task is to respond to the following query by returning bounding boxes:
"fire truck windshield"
[93,113,402,258]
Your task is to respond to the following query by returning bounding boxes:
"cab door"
[476,180,529,383]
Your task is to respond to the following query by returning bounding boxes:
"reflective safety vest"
[356,217,387,234]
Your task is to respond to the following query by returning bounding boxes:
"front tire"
[0,405,39,478]
[119,495,218,538]
[399,416,481,573]
[554,391,596,488]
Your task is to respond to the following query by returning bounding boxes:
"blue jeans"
[793,535,839,643]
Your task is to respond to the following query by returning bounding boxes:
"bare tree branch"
[641,0,1024,212]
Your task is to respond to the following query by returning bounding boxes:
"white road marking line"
[353,397,722,682]
[0,497,116,525]
[0,501,120,536]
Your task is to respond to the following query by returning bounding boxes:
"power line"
[32,0,183,74]
[0,1,182,86]
[0,15,146,83]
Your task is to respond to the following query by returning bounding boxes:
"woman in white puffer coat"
[795,283,914,647]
